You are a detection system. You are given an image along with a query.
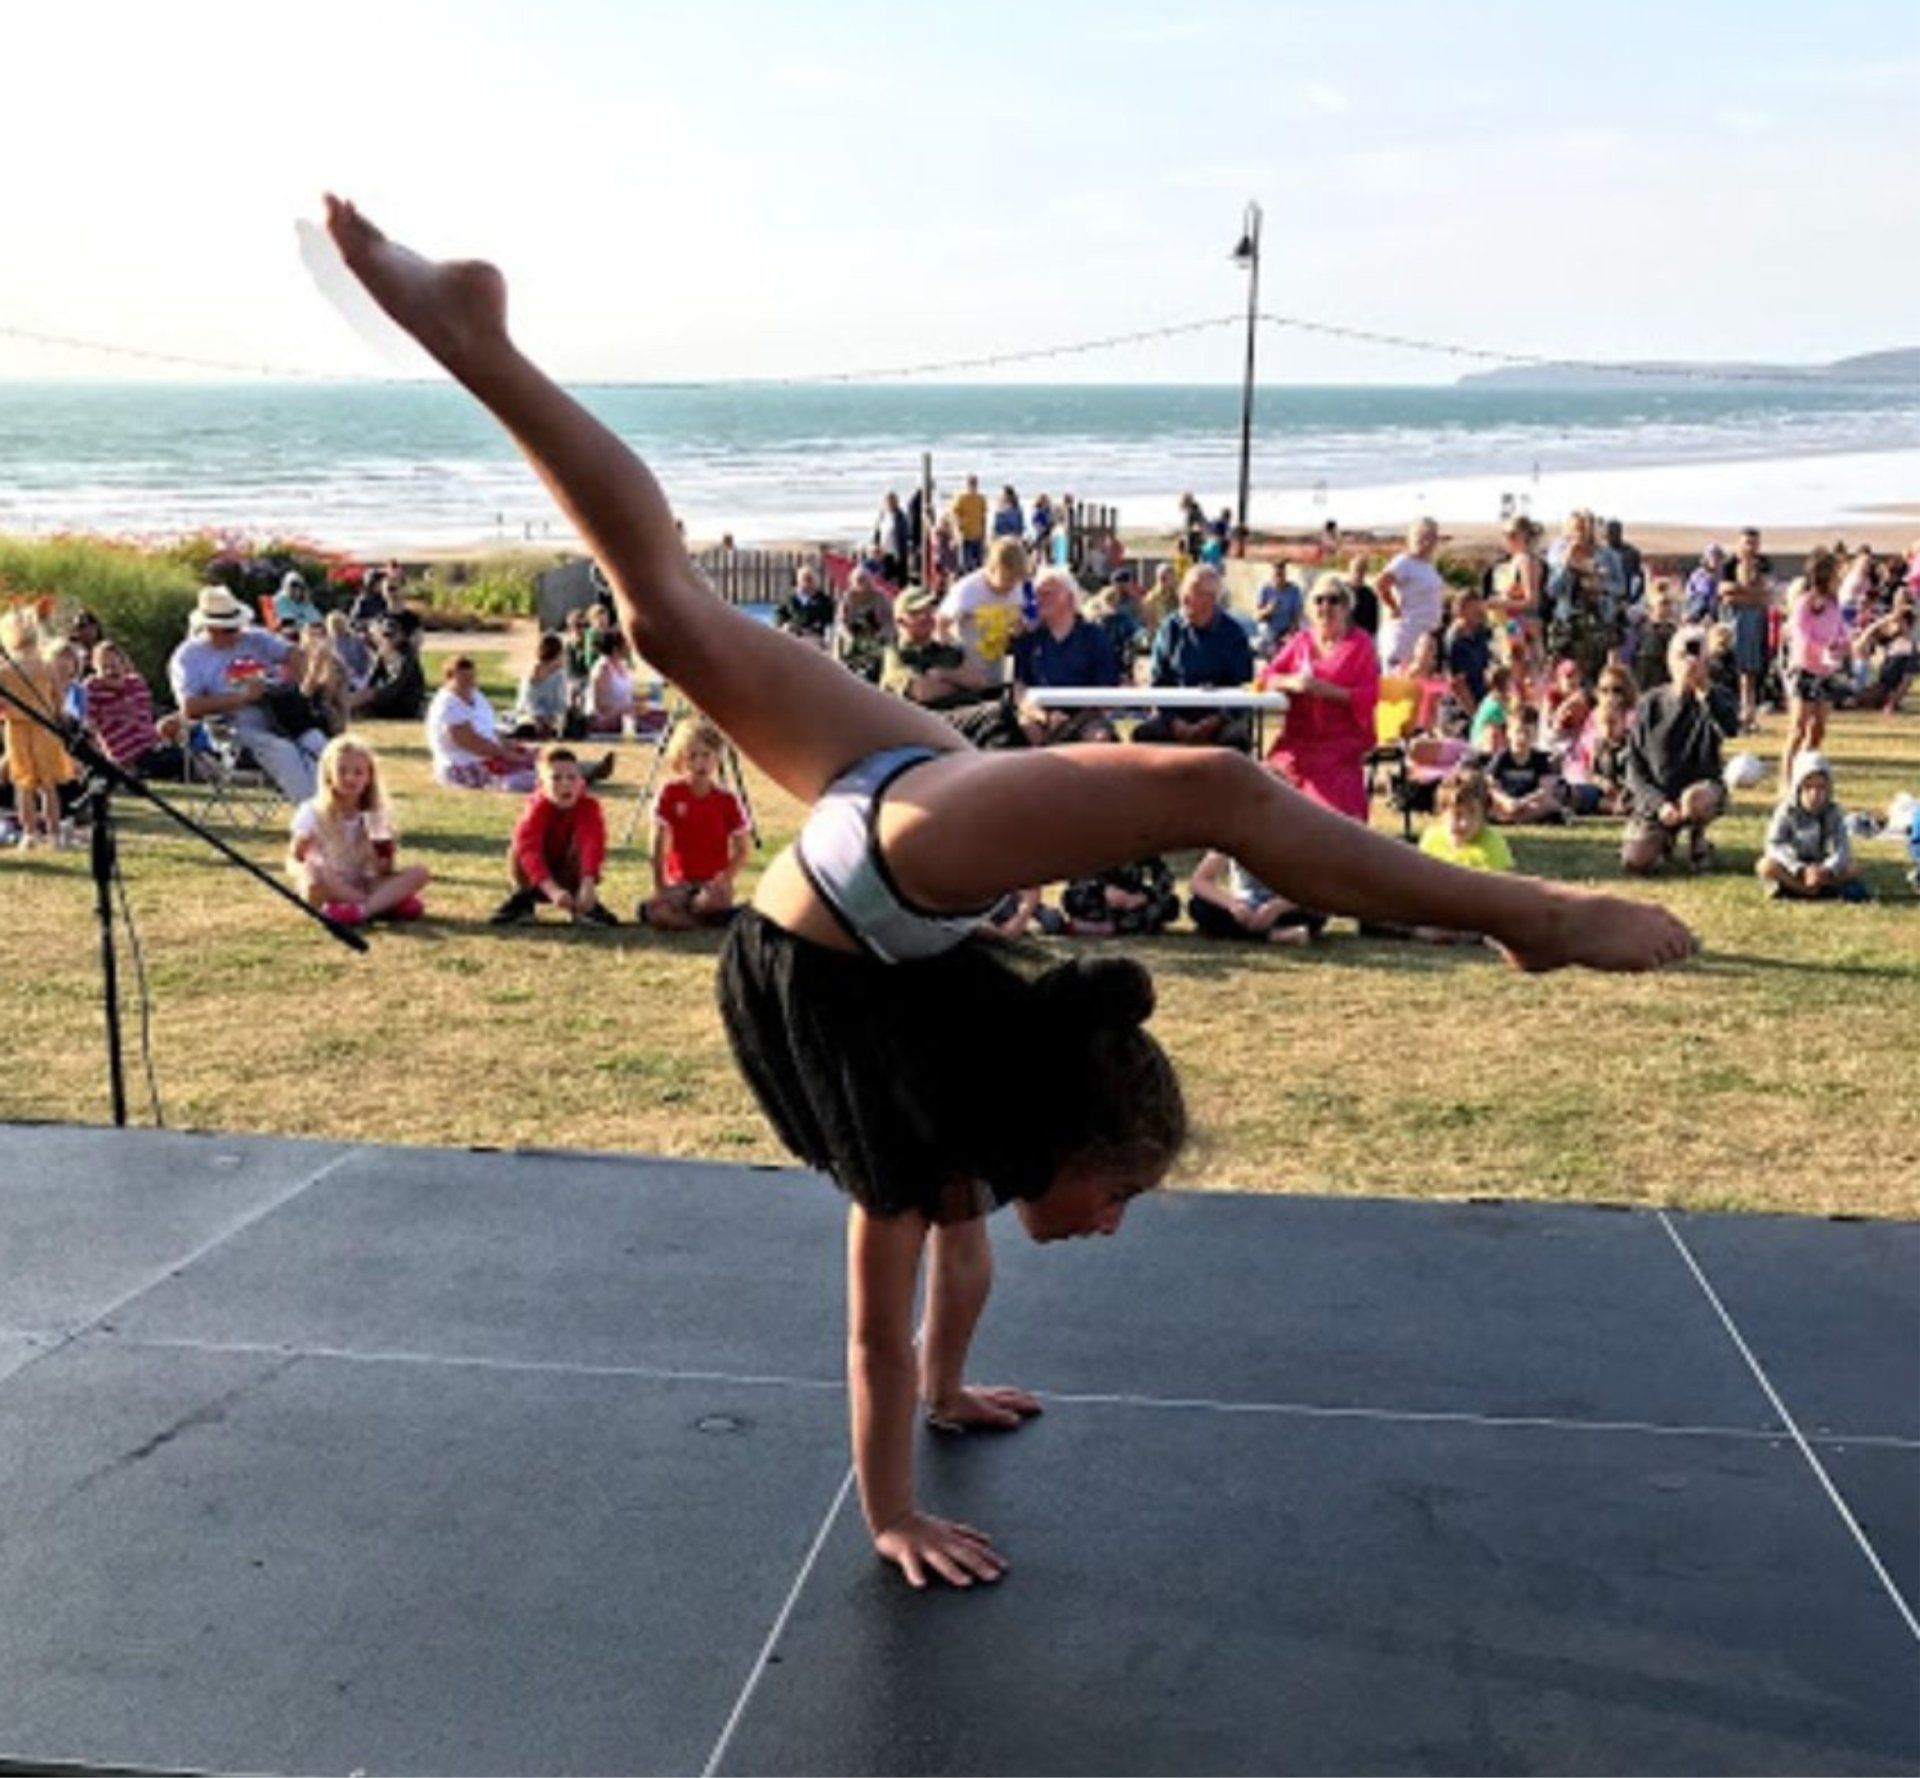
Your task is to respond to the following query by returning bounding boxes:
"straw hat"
[194,585,251,630]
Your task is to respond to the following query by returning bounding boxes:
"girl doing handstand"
[323,198,1697,1590]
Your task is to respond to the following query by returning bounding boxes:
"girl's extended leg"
[878,746,1697,972]
[322,198,962,804]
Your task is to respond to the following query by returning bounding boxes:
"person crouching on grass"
[492,744,618,925]
[640,715,748,929]
[1757,751,1869,902]
[286,735,430,926]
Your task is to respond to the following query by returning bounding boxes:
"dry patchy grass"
[3,676,1915,1219]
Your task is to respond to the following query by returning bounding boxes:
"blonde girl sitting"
[641,714,749,929]
[286,734,430,926]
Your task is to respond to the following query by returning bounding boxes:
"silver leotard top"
[794,745,988,963]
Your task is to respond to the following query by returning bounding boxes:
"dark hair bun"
[1036,957,1155,1031]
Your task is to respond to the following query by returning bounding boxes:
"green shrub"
[0,535,199,694]
[419,552,547,620]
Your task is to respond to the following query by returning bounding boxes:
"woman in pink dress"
[1259,572,1381,823]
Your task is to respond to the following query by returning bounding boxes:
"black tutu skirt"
[717,909,1056,1223]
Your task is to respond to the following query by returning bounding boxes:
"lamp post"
[1230,201,1262,558]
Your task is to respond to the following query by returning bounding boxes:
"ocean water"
[0,379,1915,549]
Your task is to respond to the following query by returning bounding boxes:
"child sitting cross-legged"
[640,714,749,929]
[1405,764,1514,944]
[287,734,430,925]
[1756,751,1870,902]
[1485,704,1566,825]
[493,743,619,925]
[1186,850,1324,944]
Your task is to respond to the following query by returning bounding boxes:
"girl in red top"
[493,745,618,925]
[642,715,748,929]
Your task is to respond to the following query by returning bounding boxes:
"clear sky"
[4,0,1914,384]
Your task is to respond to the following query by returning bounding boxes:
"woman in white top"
[1374,516,1449,672]
[586,630,639,733]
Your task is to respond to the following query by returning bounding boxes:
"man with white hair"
[1375,516,1448,672]
[1012,567,1120,743]
[168,585,326,800]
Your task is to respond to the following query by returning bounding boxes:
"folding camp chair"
[188,718,289,831]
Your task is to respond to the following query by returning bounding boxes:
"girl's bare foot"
[1497,882,1698,974]
[321,195,508,370]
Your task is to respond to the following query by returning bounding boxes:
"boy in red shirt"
[641,716,749,928]
[492,745,620,925]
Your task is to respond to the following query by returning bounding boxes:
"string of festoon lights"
[0,310,1833,387]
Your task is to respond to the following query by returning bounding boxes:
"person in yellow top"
[1417,764,1514,873]
[948,475,988,573]
[0,608,77,850]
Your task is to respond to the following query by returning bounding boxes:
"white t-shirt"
[426,684,499,773]
[289,798,393,880]
[938,569,1025,678]
[1377,552,1448,669]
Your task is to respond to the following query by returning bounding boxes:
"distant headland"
[1457,347,1920,391]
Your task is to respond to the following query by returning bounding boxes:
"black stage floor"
[0,1123,1914,1776]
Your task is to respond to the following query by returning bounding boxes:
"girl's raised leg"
[321,197,964,803]
[877,745,1698,973]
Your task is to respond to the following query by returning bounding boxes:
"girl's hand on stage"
[925,1384,1043,1433]
[873,1512,1009,1589]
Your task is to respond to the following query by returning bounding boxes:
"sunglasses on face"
[1311,594,1349,608]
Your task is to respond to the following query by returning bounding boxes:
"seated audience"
[641,716,749,929]
[1853,589,1914,712]
[1012,567,1120,743]
[1259,572,1379,820]
[1562,668,1636,816]
[1060,856,1179,937]
[1087,568,1149,671]
[325,610,374,698]
[775,565,836,645]
[491,744,618,925]
[425,655,539,791]
[273,571,324,632]
[83,640,185,780]
[169,585,325,801]
[835,565,896,683]
[512,630,578,738]
[1468,663,1515,757]
[586,631,644,733]
[346,568,390,630]
[1757,751,1868,901]
[286,734,429,926]
[361,618,428,721]
[1622,625,1727,874]
[1186,849,1321,944]
[1485,705,1566,825]
[300,621,354,736]
[1444,591,1496,720]
[1136,565,1255,749]
[881,586,978,711]
[1418,765,1514,874]
[1628,579,1679,694]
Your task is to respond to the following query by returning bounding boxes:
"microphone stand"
[0,667,366,1127]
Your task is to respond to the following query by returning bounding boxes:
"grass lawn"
[4,648,1916,1220]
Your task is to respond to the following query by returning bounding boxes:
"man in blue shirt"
[1135,565,1255,749]
[1013,568,1120,742]
[1256,563,1304,658]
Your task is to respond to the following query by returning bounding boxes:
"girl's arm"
[723,826,751,881]
[847,1205,1006,1589]
[649,817,672,893]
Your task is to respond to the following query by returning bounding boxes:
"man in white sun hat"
[168,584,327,800]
